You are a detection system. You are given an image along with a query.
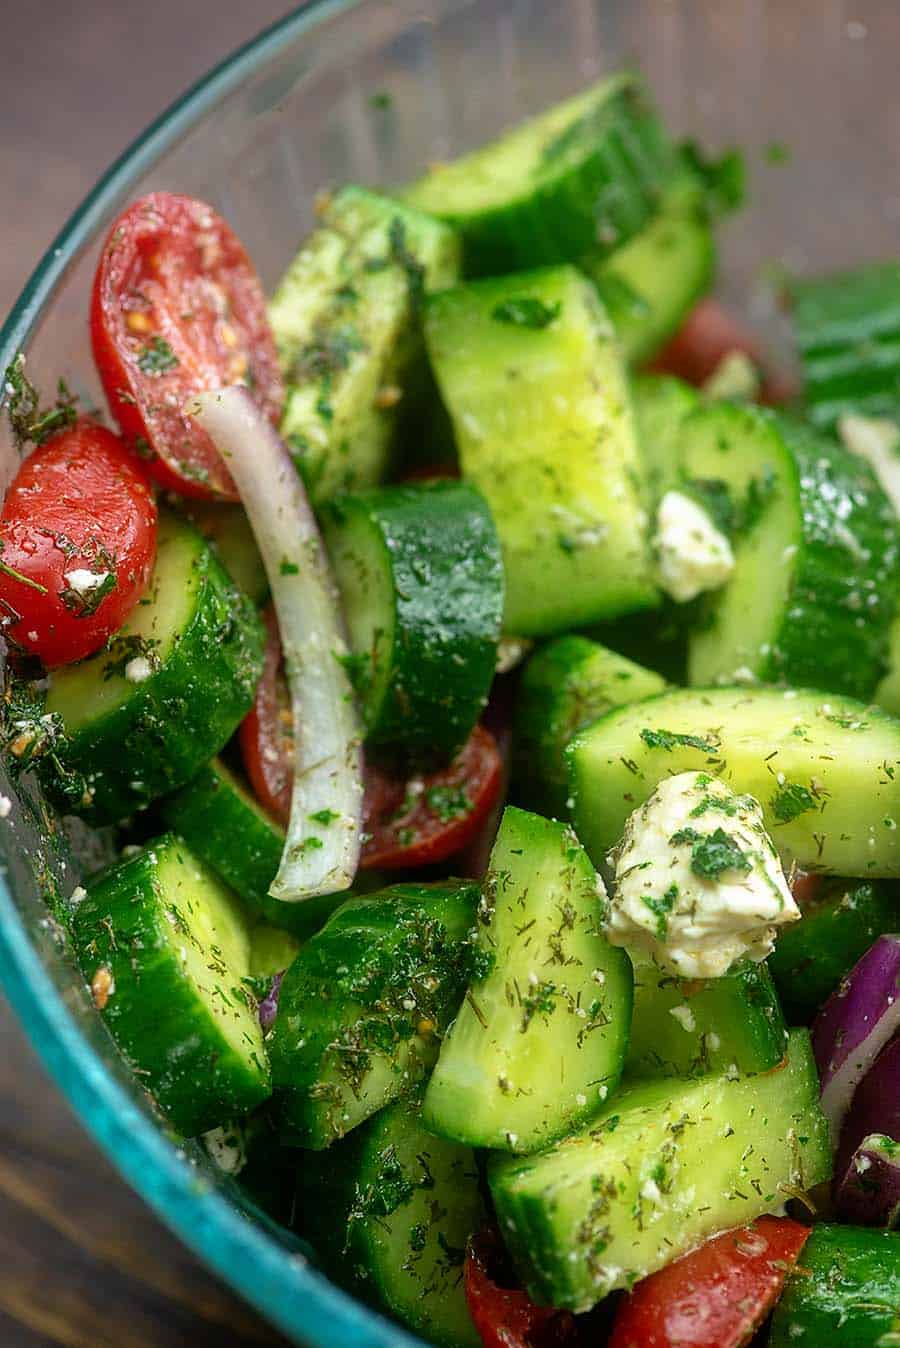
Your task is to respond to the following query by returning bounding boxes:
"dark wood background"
[1,7,298,1342]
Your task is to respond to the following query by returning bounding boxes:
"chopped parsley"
[59,570,118,618]
[136,336,179,375]
[641,883,679,940]
[280,558,299,576]
[689,828,751,879]
[520,979,557,1032]
[308,808,340,826]
[771,780,816,824]
[425,784,471,821]
[639,727,721,754]
[294,326,365,382]
[491,297,562,329]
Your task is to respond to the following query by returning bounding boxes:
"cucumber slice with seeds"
[422,806,632,1153]
[403,74,674,276]
[43,513,265,824]
[425,265,657,636]
[322,480,503,760]
[681,402,898,698]
[489,1030,831,1312]
[568,685,900,877]
[72,833,270,1136]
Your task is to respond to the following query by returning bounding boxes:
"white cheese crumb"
[838,412,900,516]
[63,568,111,596]
[0,796,11,819]
[702,349,761,402]
[575,1093,587,1107]
[640,1178,664,1205]
[69,885,87,906]
[607,771,799,979]
[203,1125,246,1175]
[669,1004,696,1033]
[855,1152,873,1174]
[124,656,154,684]
[653,491,735,604]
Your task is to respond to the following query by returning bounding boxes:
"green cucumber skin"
[422,806,633,1154]
[426,266,657,636]
[489,1030,831,1312]
[513,636,667,817]
[298,1096,484,1348]
[769,1225,900,1347]
[793,262,900,430]
[46,535,265,825]
[769,880,900,1023]
[268,883,480,1148]
[627,957,788,1079]
[630,373,700,509]
[404,79,674,277]
[72,835,270,1136]
[876,614,900,715]
[323,480,503,760]
[567,685,900,878]
[683,404,899,700]
[175,502,269,606]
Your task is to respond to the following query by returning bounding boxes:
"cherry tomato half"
[465,1227,578,1348]
[0,421,157,668]
[239,609,503,868]
[91,192,283,500]
[608,1216,810,1348]
[649,298,797,406]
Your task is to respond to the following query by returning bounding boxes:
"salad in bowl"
[1,65,898,1348]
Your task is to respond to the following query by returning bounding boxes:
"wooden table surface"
[1,7,297,1343]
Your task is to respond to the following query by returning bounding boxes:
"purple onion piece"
[837,1035,900,1182]
[835,1134,900,1229]
[812,934,900,1142]
[258,971,284,1033]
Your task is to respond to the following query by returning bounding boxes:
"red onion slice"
[190,387,362,901]
[812,934,900,1142]
[835,1134,900,1229]
[837,1035,900,1184]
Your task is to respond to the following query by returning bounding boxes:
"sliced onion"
[811,934,900,1142]
[258,971,284,1034]
[834,1134,900,1229]
[190,387,362,901]
[837,1036,900,1184]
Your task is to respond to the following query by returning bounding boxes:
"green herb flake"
[641,883,679,940]
[640,727,721,754]
[280,558,300,576]
[425,784,471,822]
[763,141,791,166]
[771,780,816,824]
[690,828,751,879]
[309,808,339,826]
[136,336,179,375]
[59,570,118,619]
[491,297,562,330]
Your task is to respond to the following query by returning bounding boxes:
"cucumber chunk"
[792,261,900,431]
[587,179,715,364]
[299,1095,484,1348]
[627,955,788,1079]
[423,806,632,1153]
[322,480,503,760]
[769,1224,900,1347]
[175,501,268,605]
[248,924,301,981]
[269,186,460,503]
[489,1029,830,1312]
[513,636,666,817]
[769,879,900,1022]
[403,74,674,277]
[268,882,480,1148]
[44,514,265,824]
[876,614,900,715]
[426,265,657,636]
[630,373,700,509]
[680,403,898,698]
[72,834,270,1135]
[567,685,900,877]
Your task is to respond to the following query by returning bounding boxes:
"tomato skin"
[608,1216,810,1348]
[649,298,797,406]
[239,612,503,867]
[465,1228,577,1348]
[91,192,283,500]
[790,868,823,909]
[0,421,157,667]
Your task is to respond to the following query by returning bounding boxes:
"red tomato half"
[239,610,503,868]
[465,1227,577,1348]
[649,298,797,406]
[608,1216,810,1348]
[0,422,157,667]
[91,192,283,500]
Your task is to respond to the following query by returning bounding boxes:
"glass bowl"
[0,2,895,1343]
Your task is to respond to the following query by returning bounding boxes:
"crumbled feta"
[653,491,735,604]
[69,885,87,906]
[838,412,900,516]
[702,349,761,402]
[669,1004,696,1033]
[607,771,799,978]
[124,656,154,684]
[63,568,111,595]
[203,1124,246,1175]
[0,795,11,819]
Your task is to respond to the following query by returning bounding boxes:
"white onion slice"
[190,387,362,901]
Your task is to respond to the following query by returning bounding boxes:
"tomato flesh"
[239,611,502,868]
[465,1228,577,1348]
[91,192,283,500]
[608,1216,810,1348]
[0,422,157,667]
[649,298,797,406]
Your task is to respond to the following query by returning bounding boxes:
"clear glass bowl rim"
[0,4,426,1345]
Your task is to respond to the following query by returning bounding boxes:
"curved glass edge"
[0,4,428,1346]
